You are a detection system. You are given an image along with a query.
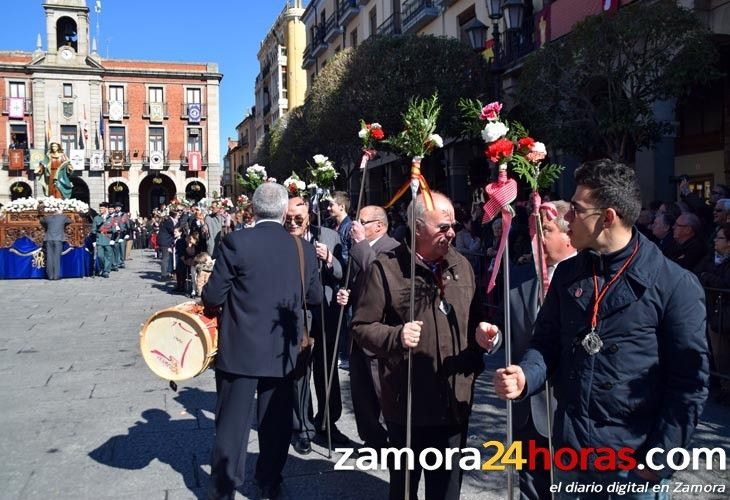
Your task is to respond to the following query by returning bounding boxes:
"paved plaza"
[0,249,728,499]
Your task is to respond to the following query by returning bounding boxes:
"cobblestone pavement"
[1,249,728,499]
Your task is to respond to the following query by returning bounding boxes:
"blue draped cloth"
[0,236,92,279]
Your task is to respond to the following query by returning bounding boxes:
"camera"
[669,174,689,183]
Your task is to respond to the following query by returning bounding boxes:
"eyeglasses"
[569,203,604,217]
[433,222,459,233]
[359,219,379,225]
[674,223,691,228]
[715,235,727,241]
[285,215,306,226]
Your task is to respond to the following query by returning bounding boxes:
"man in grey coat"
[40,207,72,280]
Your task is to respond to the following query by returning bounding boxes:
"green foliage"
[457,97,484,139]
[517,0,720,161]
[387,94,441,159]
[262,34,488,184]
[511,156,564,191]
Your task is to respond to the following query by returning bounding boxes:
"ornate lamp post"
[465,17,488,54]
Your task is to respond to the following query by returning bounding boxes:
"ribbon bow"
[483,166,518,293]
[384,156,434,211]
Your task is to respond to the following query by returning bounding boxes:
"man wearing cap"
[91,202,113,278]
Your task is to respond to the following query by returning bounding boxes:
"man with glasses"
[352,192,486,500]
[670,212,707,271]
[284,196,349,454]
[494,159,709,498]
[336,205,400,452]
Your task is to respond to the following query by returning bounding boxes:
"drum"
[140,301,218,381]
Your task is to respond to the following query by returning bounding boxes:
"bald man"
[352,193,486,500]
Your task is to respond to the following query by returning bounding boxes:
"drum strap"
[293,236,313,350]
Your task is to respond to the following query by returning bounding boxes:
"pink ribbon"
[529,192,557,300]
[483,168,518,294]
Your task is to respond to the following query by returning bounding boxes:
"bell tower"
[43,0,91,58]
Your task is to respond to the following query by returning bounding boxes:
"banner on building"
[187,103,201,123]
[89,150,105,171]
[70,148,85,171]
[8,97,24,119]
[149,150,164,170]
[149,102,164,123]
[8,149,24,170]
[30,149,45,171]
[110,150,125,169]
[187,151,202,172]
[109,100,124,121]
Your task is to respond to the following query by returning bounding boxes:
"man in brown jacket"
[351,192,487,500]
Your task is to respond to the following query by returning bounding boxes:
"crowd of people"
[82,162,726,499]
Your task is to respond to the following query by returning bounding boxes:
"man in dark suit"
[40,207,72,280]
[203,183,321,500]
[478,200,575,500]
[156,209,178,281]
[336,205,400,450]
[670,212,707,270]
[284,196,347,454]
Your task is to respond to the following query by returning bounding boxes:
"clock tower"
[44,0,91,62]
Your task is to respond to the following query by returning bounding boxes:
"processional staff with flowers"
[325,119,386,451]
[238,164,269,195]
[462,98,564,496]
[382,94,443,500]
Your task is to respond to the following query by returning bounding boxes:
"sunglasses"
[285,215,306,226]
[433,222,458,233]
[359,219,379,225]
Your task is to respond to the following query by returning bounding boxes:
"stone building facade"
[0,0,222,215]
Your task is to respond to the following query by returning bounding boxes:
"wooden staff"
[404,176,419,500]
[502,231,515,500]
[312,192,332,457]
[325,151,373,428]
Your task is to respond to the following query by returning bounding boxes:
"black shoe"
[317,425,350,445]
[101,273,110,278]
[259,483,281,499]
[292,436,311,455]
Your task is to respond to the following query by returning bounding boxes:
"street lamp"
[502,0,525,32]
[486,0,503,65]
[464,17,488,53]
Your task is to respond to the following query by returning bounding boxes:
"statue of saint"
[34,142,74,199]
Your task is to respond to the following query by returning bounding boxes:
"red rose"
[518,137,535,150]
[288,184,297,194]
[486,138,514,163]
[371,128,385,140]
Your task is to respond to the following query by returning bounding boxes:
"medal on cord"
[582,241,640,355]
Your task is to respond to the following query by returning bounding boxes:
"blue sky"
[0,0,295,159]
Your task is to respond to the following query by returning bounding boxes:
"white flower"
[371,123,382,129]
[428,134,443,149]
[266,177,277,183]
[481,121,510,143]
[358,128,368,139]
[313,154,328,165]
[307,182,318,190]
[247,164,267,178]
[531,142,547,154]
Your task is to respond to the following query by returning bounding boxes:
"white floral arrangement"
[309,154,338,189]
[0,196,89,216]
[283,172,307,198]
[239,164,269,194]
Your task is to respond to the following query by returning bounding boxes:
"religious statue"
[34,142,74,199]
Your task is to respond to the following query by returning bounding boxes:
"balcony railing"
[1,97,33,116]
[143,102,168,120]
[312,25,328,57]
[401,0,439,34]
[324,12,343,43]
[338,0,360,24]
[105,150,131,169]
[493,16,536,69]
[102,101,129,119]
[181,102,208,120]
[377,13,402,36]
[179,152,208,170]
[142,151,170,167]
[303,43,314,69]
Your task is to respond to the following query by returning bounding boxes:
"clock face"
[60,47,74,60]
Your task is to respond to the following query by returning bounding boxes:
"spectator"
[650,212,677,258]
[670,212,708,270]
[636,208,655,241]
